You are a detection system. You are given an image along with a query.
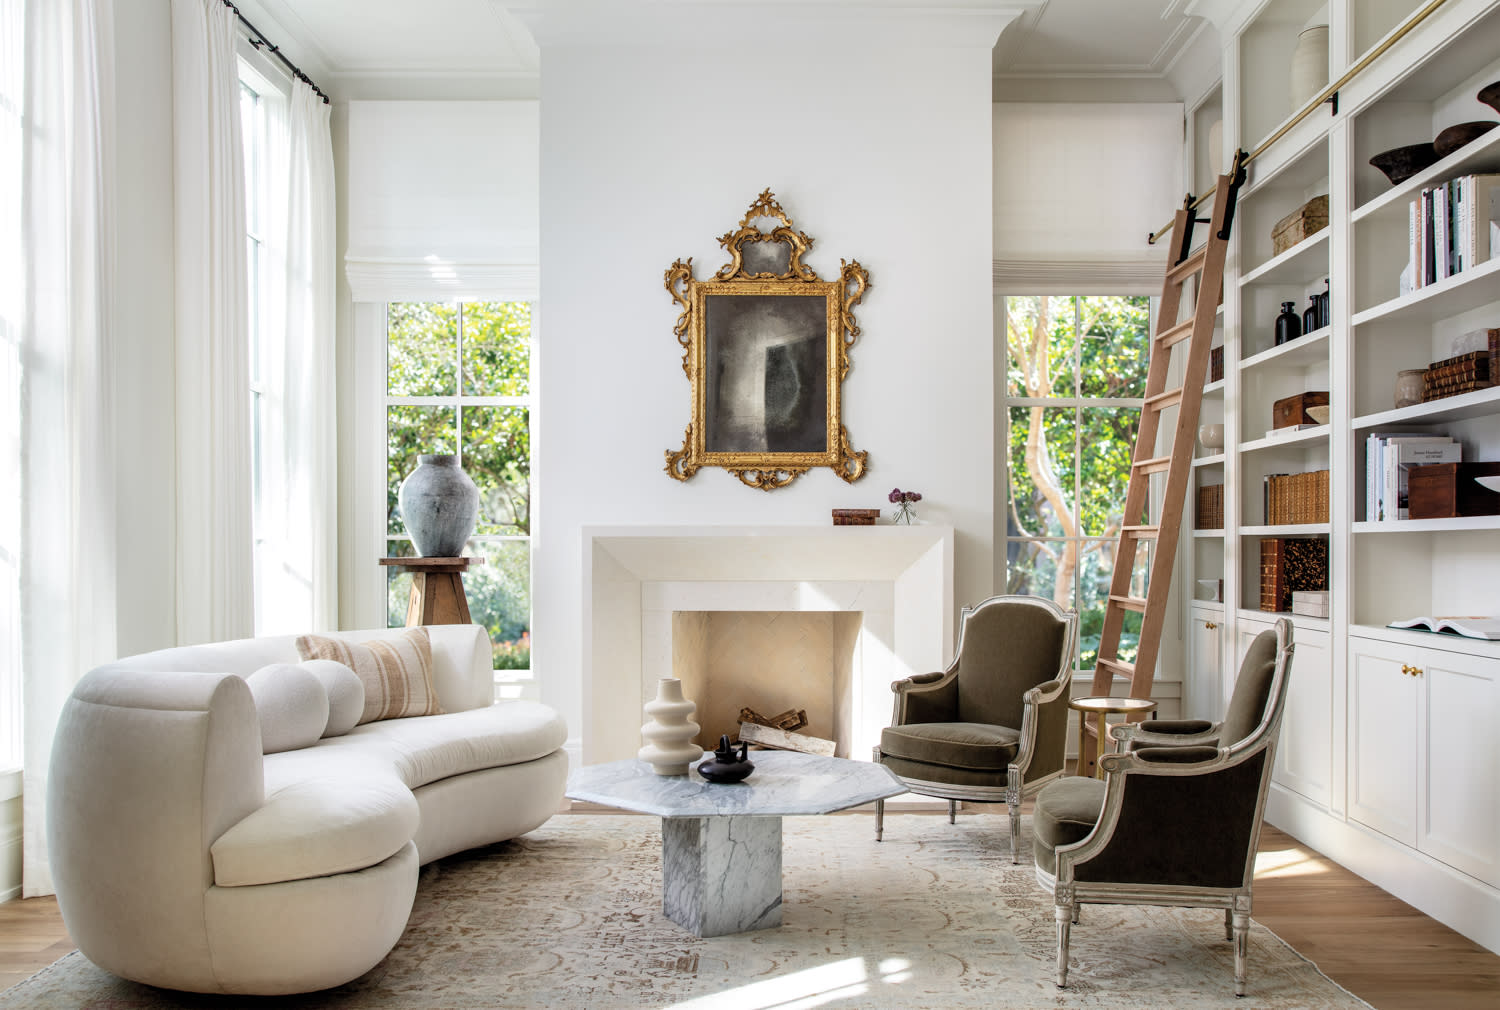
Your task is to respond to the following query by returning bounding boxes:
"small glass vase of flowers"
[888,487,922,525]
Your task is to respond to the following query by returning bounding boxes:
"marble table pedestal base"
[662,815,782,937]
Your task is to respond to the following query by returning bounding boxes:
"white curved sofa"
[46,624,568,995]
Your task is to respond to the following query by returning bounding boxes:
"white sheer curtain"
[172,0,252,645]
[19,0,117,896]
[256,80,337,634]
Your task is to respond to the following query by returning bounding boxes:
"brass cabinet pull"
[1205,621,1217,630]
[1399,663,1424,677]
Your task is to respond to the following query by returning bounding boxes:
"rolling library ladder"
[1080,158,1246,776]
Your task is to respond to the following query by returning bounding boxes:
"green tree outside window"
[386,302,532,672]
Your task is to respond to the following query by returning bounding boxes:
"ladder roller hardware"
[1079,166,1242,778]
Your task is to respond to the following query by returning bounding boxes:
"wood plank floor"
[1,820,1496,1006]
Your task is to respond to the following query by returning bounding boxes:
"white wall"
[993,103,1185,264]
[534,26,1002,755]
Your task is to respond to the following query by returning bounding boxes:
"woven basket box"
[1271,195,1329,256]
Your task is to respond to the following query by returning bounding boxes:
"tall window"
[1004,295,1151,670]
[239,76,273,630]
[386,303,532,676]
[0,1,23,770]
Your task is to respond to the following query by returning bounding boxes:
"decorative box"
[1272,390,1330,428]
[1271,194,1329,256]
[1406,462,1500,519]
[831,508,879,526]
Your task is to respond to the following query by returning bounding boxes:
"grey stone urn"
[397,454,480,558]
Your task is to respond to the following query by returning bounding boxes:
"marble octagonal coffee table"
[567,750,906,937]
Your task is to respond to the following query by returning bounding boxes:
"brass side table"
[378,556,484,626]
[1069,696,1158,779]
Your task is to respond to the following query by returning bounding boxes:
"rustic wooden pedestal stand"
[378,556,484,626]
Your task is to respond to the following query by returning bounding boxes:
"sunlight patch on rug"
[0,813,1371,1009]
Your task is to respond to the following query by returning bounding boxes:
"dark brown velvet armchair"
[873,595,1077,862]
[1031,618,1294,996]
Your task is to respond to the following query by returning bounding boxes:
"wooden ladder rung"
[1166,247,1208,284]
[1145,387,1184,411]
[1132,455,1172,475]
[1156,318,1194,349]
[1095,657,1136,680]
[1108,595,1148,613]
[1121,525,1160,538]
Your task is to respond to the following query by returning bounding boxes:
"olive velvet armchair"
[873,594,1077,862]
[1031,618,1295,996]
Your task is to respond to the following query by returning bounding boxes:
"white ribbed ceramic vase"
[1290,26,1329,109]
[638,678,701,775]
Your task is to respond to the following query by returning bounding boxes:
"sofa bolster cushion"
[349,702,568,790]
[211,776,418,887]
[246,664,329,754]
[300,660,365,737]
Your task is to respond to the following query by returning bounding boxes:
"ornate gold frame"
[664,190,869,490]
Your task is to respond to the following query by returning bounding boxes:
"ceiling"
[239,0,1212,101]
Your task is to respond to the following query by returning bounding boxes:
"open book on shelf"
[1387,615,1500,640]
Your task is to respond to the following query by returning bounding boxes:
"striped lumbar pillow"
[295,627,442,723]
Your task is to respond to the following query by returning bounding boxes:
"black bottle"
[1275,301,1302,345]
[1303,299,1320,333]
[1319,278,1331,328]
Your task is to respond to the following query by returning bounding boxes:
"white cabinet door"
[1274,626,1332,806]
[1349,641,1418,846]
[1187,609,1223,721]
[1418,648,1500,887]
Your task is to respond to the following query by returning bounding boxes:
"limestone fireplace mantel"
[583,525,954,766]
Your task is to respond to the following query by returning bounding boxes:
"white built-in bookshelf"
[1183,0,1500,954]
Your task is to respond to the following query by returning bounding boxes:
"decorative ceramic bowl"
[1479,81,1500,115]
[1198,423,1225,451]
[1369,143,1440,184]
[1434,121,1498,158]
[1306,405,1331,425]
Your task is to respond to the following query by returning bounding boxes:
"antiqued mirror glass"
[664,191,869,490]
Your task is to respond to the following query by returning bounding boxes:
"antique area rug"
[2,813,1370,1009]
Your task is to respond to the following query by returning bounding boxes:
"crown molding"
[511,1,1041,49]
[345,258,540,304]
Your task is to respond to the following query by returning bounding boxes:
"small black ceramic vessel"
[1369,143,1441,184]
[697,735,755,783]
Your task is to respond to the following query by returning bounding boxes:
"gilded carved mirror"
[664,190,870,490]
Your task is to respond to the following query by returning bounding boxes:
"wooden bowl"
[1434,121,1498,158]
[1369,143,1440,184]
[1480,81,1500,115]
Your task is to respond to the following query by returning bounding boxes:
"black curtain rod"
[221,0,330,105]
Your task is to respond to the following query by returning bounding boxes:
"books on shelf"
[1262,469,1329,524]
[1406,174,1500,289]
[1292,590,1330,618]
[1260,537,1327,613]
[1387,615,1500,641]
[1263,423,1323,440]
[1195,484,1224,530]
[1365,432,1459,521]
